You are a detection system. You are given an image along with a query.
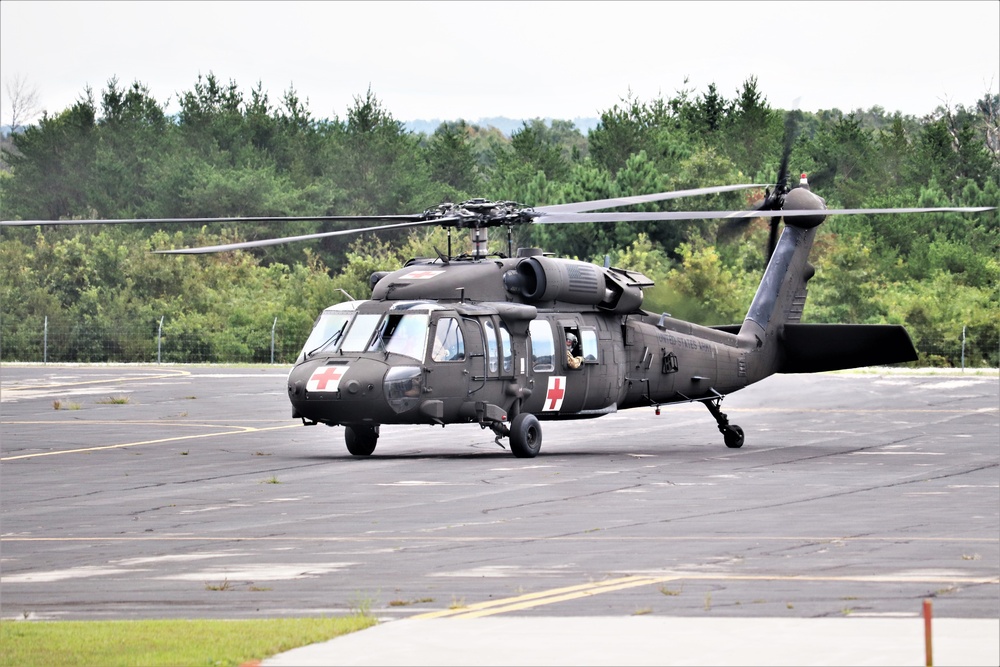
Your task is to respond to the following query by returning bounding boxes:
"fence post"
[43,316,48,364]
[157,316,164,364]
[271,317,278,364]
[960,326,966,373]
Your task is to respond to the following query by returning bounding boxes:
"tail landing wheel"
[723,424,745,449]
[700,393,745,449]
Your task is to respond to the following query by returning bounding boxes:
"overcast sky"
[2,1,998,128]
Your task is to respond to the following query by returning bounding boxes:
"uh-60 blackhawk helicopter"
[3,161,993,458]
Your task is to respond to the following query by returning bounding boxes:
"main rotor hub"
[430,199,535,229]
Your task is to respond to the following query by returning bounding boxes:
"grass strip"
[0,615,376,667]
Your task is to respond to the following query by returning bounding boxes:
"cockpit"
[297,301,454,364]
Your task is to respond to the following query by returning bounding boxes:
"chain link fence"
[915,327,999,369]
[1,317,306,365]
[1,317,996,369]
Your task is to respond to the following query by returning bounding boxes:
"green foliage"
[589,91,692,174]
[878,271,999,367]
[0,616,376,667]
[326,87,433,216]
[1,74,997,366]
[660,240,759,324]
[330,226,456,301]
[808,232,886,324]
[425,120,483,195]
[3,95,99,220]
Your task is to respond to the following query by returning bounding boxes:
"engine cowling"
[512,256,606,305]
[505,256,645,313]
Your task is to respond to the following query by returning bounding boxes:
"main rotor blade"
[153,218,455,255]
[534,206,995,224]
[0,214,429,227]
[534,184,768,214]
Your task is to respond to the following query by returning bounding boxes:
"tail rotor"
[718,110,802,262]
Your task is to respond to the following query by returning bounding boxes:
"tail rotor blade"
[718,109,801,253]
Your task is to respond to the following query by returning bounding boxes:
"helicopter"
[2,165,994,458]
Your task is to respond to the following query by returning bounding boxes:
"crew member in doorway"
[566,332,583,369]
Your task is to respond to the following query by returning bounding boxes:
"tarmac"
[4,366,997,665]
[262,615,1000,666]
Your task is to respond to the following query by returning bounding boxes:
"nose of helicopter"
[288,357,393,423]
[288,357,430,424]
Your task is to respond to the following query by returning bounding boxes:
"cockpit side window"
[529,319,554,372]
[431,317,465,362]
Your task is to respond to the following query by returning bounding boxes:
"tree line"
[1,74,997,365]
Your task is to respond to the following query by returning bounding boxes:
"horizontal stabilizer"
[779,323,918,373]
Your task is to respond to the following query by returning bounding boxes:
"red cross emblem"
[405,270,443,280]
[544,376,567,411]
[307,365,348,392]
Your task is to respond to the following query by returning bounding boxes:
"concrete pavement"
[263,616,1000,666]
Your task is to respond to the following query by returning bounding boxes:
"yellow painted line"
[413,572,999,620]
[0,424,301,461]
[411,576,665,619]
[1,369,191,392]
[449,576,682,618]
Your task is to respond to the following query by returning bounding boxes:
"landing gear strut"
[701,394,745,449]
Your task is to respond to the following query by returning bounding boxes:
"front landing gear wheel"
[509,413,541,458]
[345,425,378,456]
[723,424,745,449]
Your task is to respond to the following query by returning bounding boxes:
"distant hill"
[404,116,600,137]
[2,119,603,139]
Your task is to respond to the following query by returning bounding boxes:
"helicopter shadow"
[297,442,712,462]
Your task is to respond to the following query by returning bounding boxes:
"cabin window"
[529,320,554,372]
[431,317,465,362]
[581,329,598,362]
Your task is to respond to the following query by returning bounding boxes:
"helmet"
[566,333,578,345]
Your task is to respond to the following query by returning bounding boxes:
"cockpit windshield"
[340,313,384,352]
[370,313,429,361]
[304,302,437,362]
[297,303,361,362]
[336,312,430,362]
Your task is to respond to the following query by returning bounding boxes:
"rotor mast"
[434,199,529,260]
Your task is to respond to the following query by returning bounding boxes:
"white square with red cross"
[543,376,567,411]
[307,365,348,392]
[404,270,444,280]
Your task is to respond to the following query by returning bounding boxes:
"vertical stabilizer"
[735,186,918,379]
[738,187,827,382]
